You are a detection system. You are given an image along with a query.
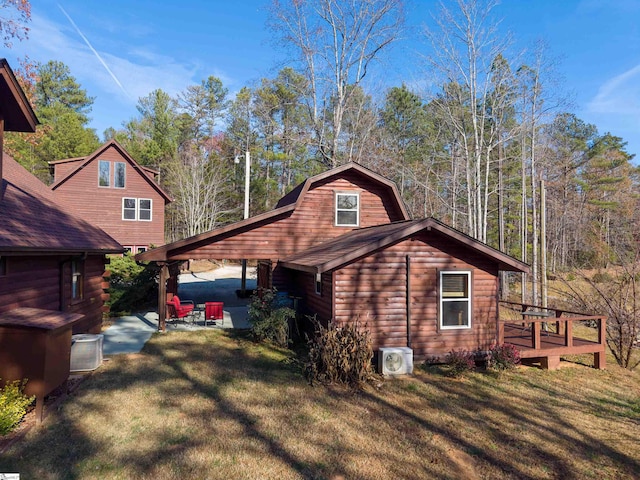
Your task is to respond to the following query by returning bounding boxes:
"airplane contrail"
[57,3,132,99]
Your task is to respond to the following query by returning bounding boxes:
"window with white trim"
[114,162,126,188]
[138,199,152,221]
[439,271,471,329]
[123,198,137,220]
[122,198,152,221]
[335,192,359,226]
[98,160,110,187]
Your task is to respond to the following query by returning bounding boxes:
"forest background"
[3,0,640,366]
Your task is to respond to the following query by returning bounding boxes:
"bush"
[248,288,296,348]
[0,379,34,435]
[591,271,613,284]
[107,254,159,316]
[304,317,374,387]
[445,349,476,377]
[487,343,521,371]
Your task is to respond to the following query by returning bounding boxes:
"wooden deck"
[499,302,607,370]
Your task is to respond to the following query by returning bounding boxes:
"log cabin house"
[0,59,124,416]
[137,162,539,361]
[49,140,172,254]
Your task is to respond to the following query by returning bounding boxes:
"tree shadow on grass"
[1,331,639,479]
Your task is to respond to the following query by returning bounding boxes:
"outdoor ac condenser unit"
[70,334,104,372]
[378,347,413,376]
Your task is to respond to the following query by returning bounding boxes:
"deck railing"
[498,301,606,367]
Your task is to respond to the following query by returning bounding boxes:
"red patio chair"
[166,295,196,326]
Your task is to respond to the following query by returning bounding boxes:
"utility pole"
[241,150,250,295]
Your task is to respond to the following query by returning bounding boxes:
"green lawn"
[1,330,639,479]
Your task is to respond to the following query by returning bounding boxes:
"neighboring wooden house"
[0,59,123,334]
[137,163,530,359]
[49,140,172,253]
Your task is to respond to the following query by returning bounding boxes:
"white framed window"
[315,273,322,295]
[98,160,110,187]
[138,199,152,221]
[136,246,147,253]
[123,198,137,220]
[439,271,471,329]
[122,198,152,221]
[114,162,126,188]
[335,192,359,226]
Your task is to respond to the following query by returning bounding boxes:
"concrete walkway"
[102,266,256,355]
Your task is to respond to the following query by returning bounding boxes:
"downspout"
[406,255,411,348]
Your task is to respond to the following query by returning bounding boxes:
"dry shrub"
[445,349,476,377]
[304,317,374,387]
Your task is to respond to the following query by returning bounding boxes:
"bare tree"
[269,0,404,167]
[166,144,235,239]
[423,0,518,242]
[558,251,640,370]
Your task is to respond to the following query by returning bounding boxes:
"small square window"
[98,160,110,187]
[336,193,359,226]
[137,246,147,253]
[123,198,137,220]
[114,162,126,188]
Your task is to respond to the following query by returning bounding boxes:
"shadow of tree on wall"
[1,330,638,479]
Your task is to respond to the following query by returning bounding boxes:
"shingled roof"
[280,218,530,274]
[0,154,123,254]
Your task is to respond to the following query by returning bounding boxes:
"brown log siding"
[0,254,108,334]
[167,174,405,262]
[327,232,500,358]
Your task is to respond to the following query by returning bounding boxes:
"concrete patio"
[102,265,256,355]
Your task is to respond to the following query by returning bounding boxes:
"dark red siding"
[53,145,165,249]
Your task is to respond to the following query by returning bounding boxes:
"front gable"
[50,141,171,251]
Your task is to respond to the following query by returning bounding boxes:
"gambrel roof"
[280,218,530,274]
[49,140,173,203]
[136,162,409,262]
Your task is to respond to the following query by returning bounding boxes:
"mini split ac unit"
[378,347,413,375]
[70,334,104,372]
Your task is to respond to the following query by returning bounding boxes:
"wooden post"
[158,263,169,332]
[556,309,564,336]
[565,319,573,347]
[533,321,541,350]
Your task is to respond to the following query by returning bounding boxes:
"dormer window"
[335,192,359,226]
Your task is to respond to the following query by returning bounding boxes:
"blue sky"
[4,0,640,159]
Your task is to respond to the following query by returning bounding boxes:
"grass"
[1,330,639,479]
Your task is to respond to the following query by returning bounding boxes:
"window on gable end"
[123,198,137,220]
[114,162,126,188]
[98,160,110,187]
[138,199,152,221]
[335,192,359,227]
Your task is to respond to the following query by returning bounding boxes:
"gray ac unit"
[70,334,104,372]
[378,347,414,376]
